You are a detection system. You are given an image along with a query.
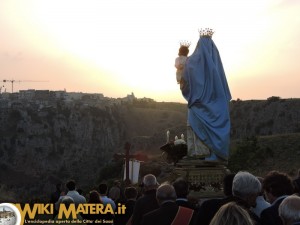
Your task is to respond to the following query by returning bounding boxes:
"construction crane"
[3,79,48,93]
[0,85,4,94]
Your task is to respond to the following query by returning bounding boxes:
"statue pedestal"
[173,159,230,198]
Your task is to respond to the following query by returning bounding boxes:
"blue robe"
[181,37,231,160]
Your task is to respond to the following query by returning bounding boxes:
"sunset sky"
[0,0,299,103]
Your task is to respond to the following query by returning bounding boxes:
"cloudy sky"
[0,0,299,102]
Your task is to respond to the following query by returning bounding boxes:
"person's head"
[66,180,76,191]
[108,184,120,201]
[113,180,121,186]
[156,183,177,205]
[172,177,189,198]
[279,195,300,225]
[210,202,254,225]
[178,46,189,57]
[98,183,108,195]
[124,187,138,200]
[89,190,102,203]
[60,196,74,208]
[223,173,236,197]
[263,171,294,204]
[232,171,261,207]
[142,174,159,191]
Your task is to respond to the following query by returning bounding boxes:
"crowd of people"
[50,169,300,225]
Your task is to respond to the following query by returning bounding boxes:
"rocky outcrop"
[230,98,300,138]
[0,100,187,201]
[0,97,300,201]
[0,102,127,201]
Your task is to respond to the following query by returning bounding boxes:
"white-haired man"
[229,171,262,224]
[279,195,300,225]
[232,171,261,205]
[131,174,159,225]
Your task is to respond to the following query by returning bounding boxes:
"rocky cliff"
[0,97,299,201]
[0,100,186,201]
[230,97,300,138]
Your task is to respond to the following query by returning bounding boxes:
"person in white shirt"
[99,183,116,210]
[65,180,86,204]
[251,177,271,218]
[55,180,86,210]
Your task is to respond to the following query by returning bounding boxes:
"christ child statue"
[175,41,190,85]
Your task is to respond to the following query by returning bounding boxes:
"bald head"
[156,183,177,204]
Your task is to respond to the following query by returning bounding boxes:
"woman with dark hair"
[82,190,114,224]
[261,171,294,225]
[89,190,102,203]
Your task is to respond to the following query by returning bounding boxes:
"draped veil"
[181,36,231,160]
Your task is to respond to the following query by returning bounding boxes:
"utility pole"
[3,79,18,93]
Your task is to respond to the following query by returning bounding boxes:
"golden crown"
[199,28,214,38]
[179,40,191,48]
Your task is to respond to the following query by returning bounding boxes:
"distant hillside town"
[0,89,154,109]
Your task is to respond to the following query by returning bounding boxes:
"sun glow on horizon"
[0,0,300,101]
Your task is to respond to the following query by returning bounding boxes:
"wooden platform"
[176,158,228,167]
[172,159,230,198]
